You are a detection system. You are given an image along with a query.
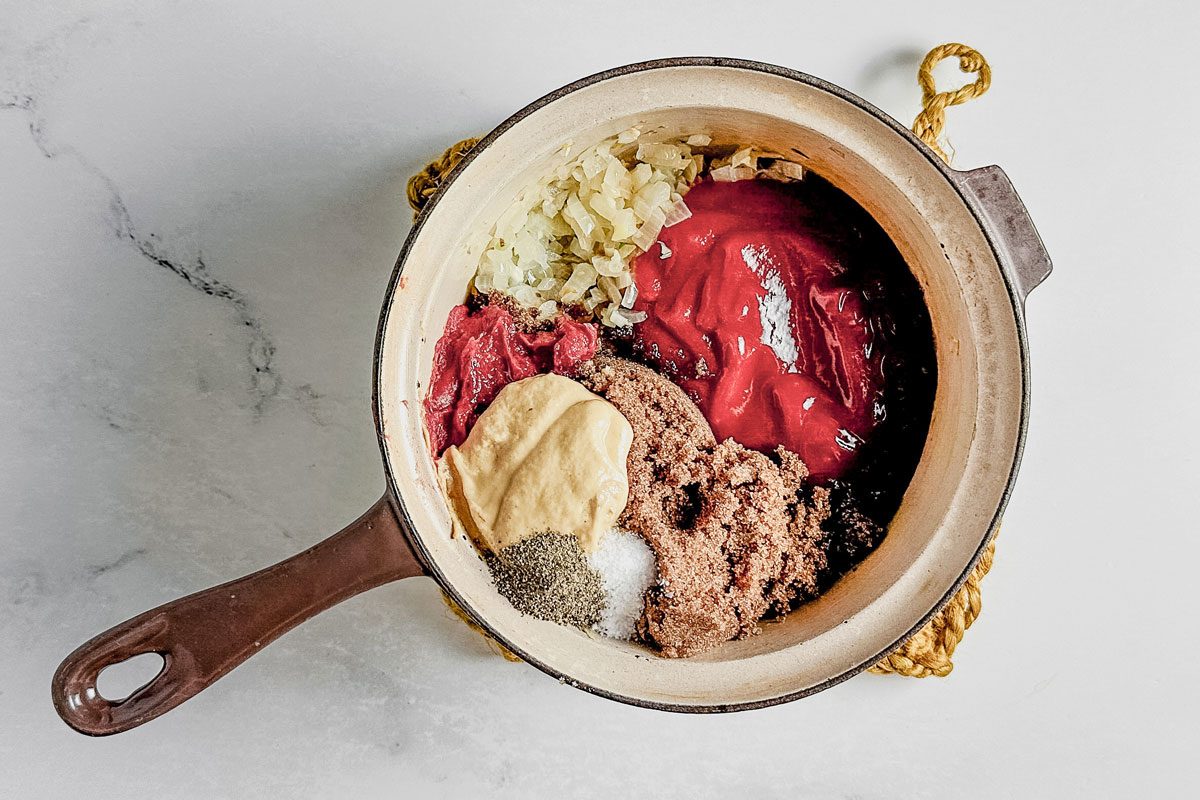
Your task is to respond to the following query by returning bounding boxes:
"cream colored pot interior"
[377,64,1025,708]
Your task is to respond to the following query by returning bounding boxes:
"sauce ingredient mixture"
[422,130,935,657]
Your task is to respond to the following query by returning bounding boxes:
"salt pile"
[741,243,800,370]
[588,528,657,639]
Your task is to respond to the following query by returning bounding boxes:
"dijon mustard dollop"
[438,374,632,554]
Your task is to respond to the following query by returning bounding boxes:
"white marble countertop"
[3,2,1197,797]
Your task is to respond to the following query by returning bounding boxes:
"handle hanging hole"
[95,652,166,702]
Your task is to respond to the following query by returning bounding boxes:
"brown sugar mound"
[579,356,835,658]
[482,291,551,332]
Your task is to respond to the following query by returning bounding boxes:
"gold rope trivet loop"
[869,534,996,677]
[406,137,480,217]
[911,42,992,162]
[409,44,997,679]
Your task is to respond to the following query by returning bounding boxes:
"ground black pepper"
[487,532,606,628]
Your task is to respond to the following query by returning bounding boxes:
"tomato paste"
[423,304,598,455]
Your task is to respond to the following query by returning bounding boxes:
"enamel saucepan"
[53,58,1051,735]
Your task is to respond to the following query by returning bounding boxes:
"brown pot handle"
[52,494,425,736]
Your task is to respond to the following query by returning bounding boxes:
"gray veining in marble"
[3,91,283,412]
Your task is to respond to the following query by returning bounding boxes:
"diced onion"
[636,143,690,170]
[763,160,805,181]
[598,275,624,305]
[630,206,666,251]
[592,252,625,278]
[621,282,638,309]
[564,192,595,236]
[630,162,653,191]
[710,165,758,182]
[662,196,692,228]
[730,147,755,168]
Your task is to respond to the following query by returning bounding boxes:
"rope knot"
[406,137,481,217]
[913,42,992,162]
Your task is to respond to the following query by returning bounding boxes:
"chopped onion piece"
[602,158,632,197]
[685,134,712,146]
[560,261,597,303]
[617,127,641,144]
[587,190,623,223]
[605,306,630,327]
[662,196,692,228]
[631,195,656,223]
[709,165,735,182]
[636,180,671,212]
[763,159,805,181]
[609,207,638,242]
[562,192,596,247]
[630,205,666,251]
[621,282,638,309]
[630,162,653,191]
[592,252,625,277]
[730,147,756,168]
[710,164,758,182]
[512,284,540,307]
[636,143,690,170]
[598,275,624,305]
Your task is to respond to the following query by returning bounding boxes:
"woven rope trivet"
[410,44,996,677]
